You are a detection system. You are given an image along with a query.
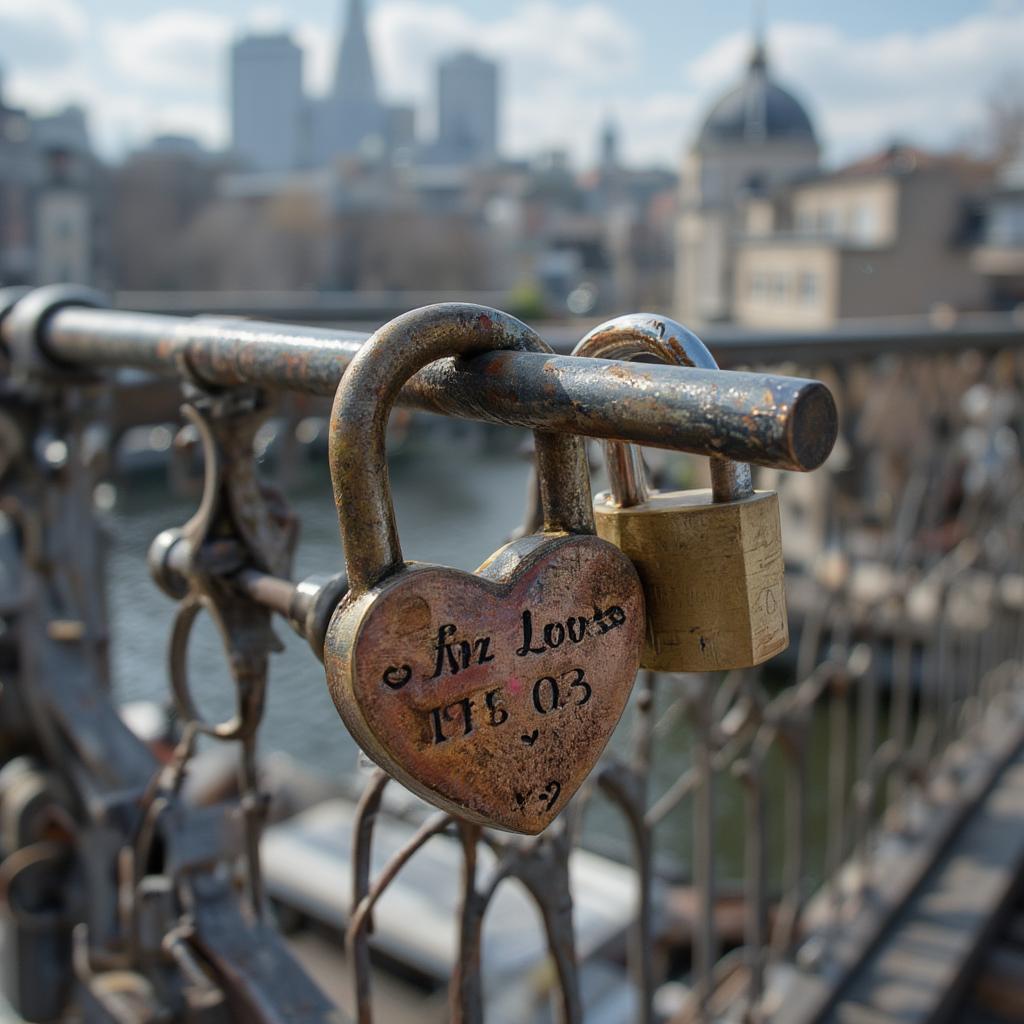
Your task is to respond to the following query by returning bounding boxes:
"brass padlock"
[323,304,645,834]
[573,314,788,672]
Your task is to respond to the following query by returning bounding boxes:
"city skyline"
[0,0,1021,169]
[228,2,499,173]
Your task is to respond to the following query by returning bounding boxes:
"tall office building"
[314,0,383,162]
[230,33,304,173]
[437,51,498,165]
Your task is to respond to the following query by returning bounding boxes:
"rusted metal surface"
[7,301,839,472]
[6,282,1024,1024]
[322,305,645,833]
[0,287,338,1022]
[573,313,753,506]
[96,290,1024,360]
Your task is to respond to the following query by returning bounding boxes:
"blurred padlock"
[574,314,788,672]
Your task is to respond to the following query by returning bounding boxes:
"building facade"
[0,75,102,288]
[437,52,498,166]
[230,34,305,173]
[0,71,36,284]
[313,0,383,163]
[971,144,1024,310]
[733,149,994,328]
[674,40,820,326]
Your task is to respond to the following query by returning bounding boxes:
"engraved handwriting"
[515,610,546,655]
[484,687,508,726]
[564,667,592,706]
[385,602,629,692]
[428,696,475,745]
[512,781,562,814]
[427,688,509,746]
[532,667,592,715]
[538,781,561,811]
[592,604,627,634]
[382,664,412,689]
[424,669,592,746]
[430,623,496,679]
[515,605,627,657]
[533,675,559,714]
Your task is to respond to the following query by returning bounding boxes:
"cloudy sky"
[0,0,1021,168]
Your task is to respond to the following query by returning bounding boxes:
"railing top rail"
[105,289,1024,365]
[1,293,837,473]
[548,312,1024,364]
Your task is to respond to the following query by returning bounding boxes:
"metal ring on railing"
[168,595,265,741]
[3,284,108,376]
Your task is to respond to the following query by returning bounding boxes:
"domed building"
[674,38,820,324]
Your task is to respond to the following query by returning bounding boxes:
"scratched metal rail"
[3,286,834,474]
[1,284,1023,1023]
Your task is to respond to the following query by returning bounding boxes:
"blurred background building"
[0,70,102,288]
[0,0,1022,325]
[731,146,994,328]
[230,34,305,173]
[674,39,821,325]
[435,52,498,166]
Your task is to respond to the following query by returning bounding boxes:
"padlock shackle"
[573,314,754,507]
[331,303,594,593]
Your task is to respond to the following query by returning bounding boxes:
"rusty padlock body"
[574,314,788,672]
[323,304,644,834]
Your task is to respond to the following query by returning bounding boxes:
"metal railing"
[1,284,1022,1023]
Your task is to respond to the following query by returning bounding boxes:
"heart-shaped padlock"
[323,304,644,834]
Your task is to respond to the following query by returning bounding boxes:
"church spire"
[333,0,378,106]
[325,0,382,157]
[749,0,768,73]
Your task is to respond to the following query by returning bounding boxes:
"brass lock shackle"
[573,313,753,506]
[330,303,594,592]
[574,313,785,672]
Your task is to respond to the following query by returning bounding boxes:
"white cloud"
[368,1,1024,168]
[684,8,1024,165]
[295,19,337,97]
[103,9,232,92]
[146,100,223,147]
[0,0,86,70]
[1,0,1022,168]
[610,92,700,167]
[0,0,94,133]
[369,1,640,161]
[246,5,290,32]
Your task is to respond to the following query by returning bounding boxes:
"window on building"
[798,272,818,305]
[851,203,878,244]
[819,209,840,236]
[796,209,815,235]
[989,203,1024,247]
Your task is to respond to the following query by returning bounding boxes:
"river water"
[105,426,830,885]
